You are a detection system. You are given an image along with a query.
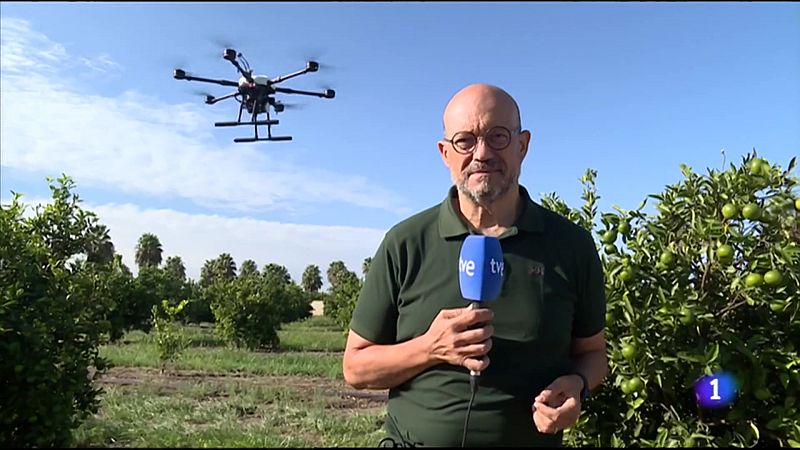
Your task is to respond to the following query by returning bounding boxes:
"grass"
[74,315,386,448]
[72,377,385,447]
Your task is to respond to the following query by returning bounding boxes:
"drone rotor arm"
[206,91,240,105]
[273,87,335,99]
[174,71,239,87]
[270,62,319,85]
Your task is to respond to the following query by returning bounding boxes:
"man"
[342,84,607,447]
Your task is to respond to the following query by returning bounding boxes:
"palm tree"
[200,258,217,288]
[301,264,323,293]
[85,224,115,265]
[327,260,348,290]
[112,253,132,276]
[135,233,163,269]
[239,259,258,278]
[164,256,186,281]
[199,253,236,287]
[263,263,292,285]
[362,257,373,278]
[216,253,237,281]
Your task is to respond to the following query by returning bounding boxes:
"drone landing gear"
[222,104,292,143]
[215,120,278,127]
[233,136,292,143]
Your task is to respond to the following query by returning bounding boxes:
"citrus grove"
[543,152,798,447]
[2,151,798,447]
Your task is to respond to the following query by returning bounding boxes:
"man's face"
[438,86,531,206]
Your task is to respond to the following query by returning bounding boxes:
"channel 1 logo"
[694,371,738,409]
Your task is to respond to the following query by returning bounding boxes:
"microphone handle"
[468,301,483,377]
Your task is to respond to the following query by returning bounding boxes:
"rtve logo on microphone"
[458,257,505,277]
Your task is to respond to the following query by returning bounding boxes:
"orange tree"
[543,152,799,447]
[1,176,115,447]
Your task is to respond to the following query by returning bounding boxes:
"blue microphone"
[458,235,504,379]
[458,235,504,447]
[459,235,504,302]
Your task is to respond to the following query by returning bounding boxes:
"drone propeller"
[191,89,218,104]
[279,101,305,110]
[290,46,338,72]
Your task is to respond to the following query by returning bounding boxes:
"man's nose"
[471,138,495,161]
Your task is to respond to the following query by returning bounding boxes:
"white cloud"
[0,17,67,75]
[9,195,385,288]
[0,17,409,215]
[79,54,121,74]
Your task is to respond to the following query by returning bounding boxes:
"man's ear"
[519,130,532,159]
[437,140,449,162]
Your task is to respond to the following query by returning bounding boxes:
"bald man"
[343,84,608,447]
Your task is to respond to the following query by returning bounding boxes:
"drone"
[173,48,335,143]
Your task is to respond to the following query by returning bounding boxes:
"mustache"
[464,161,505,175]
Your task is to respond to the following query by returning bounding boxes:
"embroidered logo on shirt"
[528,262,545,277]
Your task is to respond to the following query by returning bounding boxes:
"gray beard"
[455,172,512,206]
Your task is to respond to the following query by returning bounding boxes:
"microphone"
[458,234,504,378]
[458,234,504,448]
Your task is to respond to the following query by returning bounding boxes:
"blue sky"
[2,2,798,283]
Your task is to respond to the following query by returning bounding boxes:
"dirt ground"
[99,366,388,411]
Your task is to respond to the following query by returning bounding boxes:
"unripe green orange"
[722,203,738,219]
[745,273,763,288]
[660,250,675,267]
[717,244,734,262]
[742,203,761,220]
[764,270,783,286]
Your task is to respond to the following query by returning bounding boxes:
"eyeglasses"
[443,126,519,154]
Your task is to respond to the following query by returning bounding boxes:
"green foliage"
[182,280,213,324]
[164,255,187,281]
[362,257,373,278]
[325,270,363,333]
[200,253,237,287]
[553,152,800,447]
[326,260,348,288]
[73,257,135,343]
[302,264,323,293]
[206,271,309,351]
[238,259,258,278]
[263,263,293,285]
[0,176,112,447]
[134,232,163,270]
[151,299,191,367]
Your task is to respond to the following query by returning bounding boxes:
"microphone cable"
[462,301,487,447]
[461,371,479,447]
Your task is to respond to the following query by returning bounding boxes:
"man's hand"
[532,374,584,434]
[424,305,494,374]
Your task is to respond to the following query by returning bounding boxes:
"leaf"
[705,343,720,365]
[749,421,760,441]
[788,439,800,448]
[676,352,704,363]
[632,397,645,409]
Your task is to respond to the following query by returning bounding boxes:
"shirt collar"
[437,185,545,239]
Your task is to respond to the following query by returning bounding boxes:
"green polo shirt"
[349,185,605,447]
